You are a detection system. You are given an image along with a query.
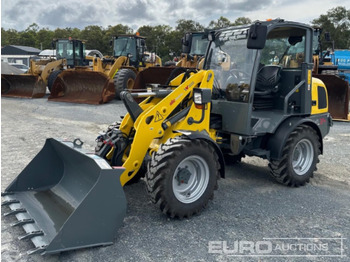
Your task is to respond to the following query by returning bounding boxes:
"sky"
[1,0,349,31]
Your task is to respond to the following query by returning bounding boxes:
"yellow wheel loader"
[1,39,87,98]
[173,32,208,69]
[2,20,332,255]
[48,35,162,104]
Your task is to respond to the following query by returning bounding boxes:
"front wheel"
[113,69,136,100]
[47,70,62,93]
[145,136,220,218]
[269,125,321,187]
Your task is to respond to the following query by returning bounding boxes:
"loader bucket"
[1,74,46,98]
[132,66,187,91]
[2,138,127,255]
[48,70,115,104]
[131,66,187,103]
[314,74,350,120]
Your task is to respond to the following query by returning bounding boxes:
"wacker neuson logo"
[208,237,346,257]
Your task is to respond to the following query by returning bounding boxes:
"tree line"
[1,7,349,62]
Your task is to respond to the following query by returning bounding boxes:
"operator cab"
[182,32,209,57]
[113,36,146,68]
[205,20,314,136]
[55,39,86,68]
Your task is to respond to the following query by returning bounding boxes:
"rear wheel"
[145,136,220,218]
[47,70,62,93]
[114,69,136,100]
[269,125,321,187]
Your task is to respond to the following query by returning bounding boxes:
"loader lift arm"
[114,70,215,186]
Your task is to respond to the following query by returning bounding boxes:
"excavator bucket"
[1,74,46,98]
[1,138,127,255]
[314,74,350,120]
[48,70,115,104]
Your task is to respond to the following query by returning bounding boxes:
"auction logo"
[208,237,346,258]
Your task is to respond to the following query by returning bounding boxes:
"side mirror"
[182,33,192,54]
[110,40,113,47]
[141,39,146,46]
[247,23,267,49]
[182,38,189,46]
[207,31,215,41]
[324,32,331,42]
[51,41,55,49]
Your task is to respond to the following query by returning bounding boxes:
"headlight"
[193,88,212,105]
[194,90,203,104]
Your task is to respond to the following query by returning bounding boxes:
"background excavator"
[48,34,162,104]
[1,39,86,98]
[2,20,332,255]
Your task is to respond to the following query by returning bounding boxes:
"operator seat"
[253,65,282,109]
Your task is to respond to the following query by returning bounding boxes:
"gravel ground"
[1,96,349,262]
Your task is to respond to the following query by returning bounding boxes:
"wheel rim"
[127,78,134,90]
[292,139,314,176]
[172,155,209,204]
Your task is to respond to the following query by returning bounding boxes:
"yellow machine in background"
[1,39,86,98]
[48,35,162,104]
[176,32,208,69]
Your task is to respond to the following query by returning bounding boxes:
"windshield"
[205,28,256,102]
[56,40,74,60]
[190,34,208,56]
[260,28,306,68]
[113,37,137,60]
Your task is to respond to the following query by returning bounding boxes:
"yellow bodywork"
[26,58,67,84]
[176,54,204,69]
[91,53,162,78]
[113,70,214,186]
[311,77,328,115]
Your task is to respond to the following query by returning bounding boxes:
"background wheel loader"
[2,19,332,255]
[175,32,209,69]
[1,39,86,98]
[48,34,162,104]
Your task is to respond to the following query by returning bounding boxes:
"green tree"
[138,25,173,61]
[233,17,252,26]
[165,30,183,58]
[53,27,80,40]
[80,25,106,53]
[175,19,204,35]
[312,6,350,49]
[37,28,55,50]
[208,16,233,29]
[20,23,40,48]
[1,28,20,46]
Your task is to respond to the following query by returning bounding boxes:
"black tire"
[47,70,62,93]
[224,153,245,165]
[114,69,136,100]
[269,125,321,187]
[145,136,220,218]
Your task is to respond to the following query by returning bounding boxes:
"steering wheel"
[228,69,250,82]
